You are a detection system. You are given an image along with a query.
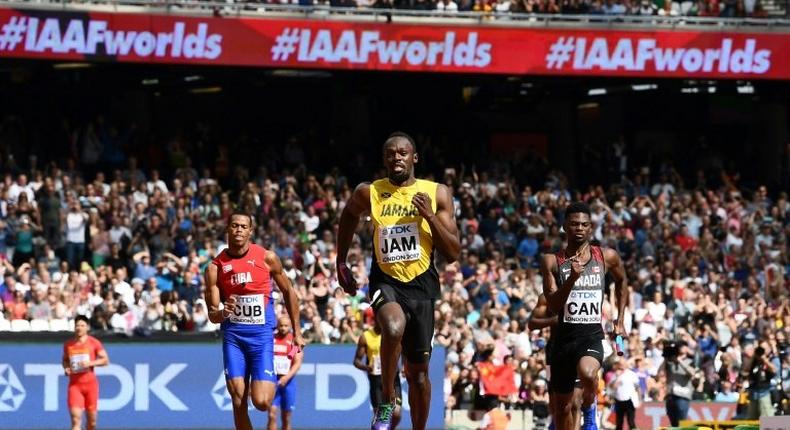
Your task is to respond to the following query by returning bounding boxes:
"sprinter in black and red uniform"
[542,202,628,430]
[204,212,305,430]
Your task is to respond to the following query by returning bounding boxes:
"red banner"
[0,7,789,79]
[477,362,518,396]
[635,401,739,429]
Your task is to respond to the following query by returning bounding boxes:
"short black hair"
[565,201,591,219]
[227,211,254,227]
[383,132,417,152]
[74,314,90,326]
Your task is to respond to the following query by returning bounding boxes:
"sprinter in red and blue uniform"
[205,212,305,430]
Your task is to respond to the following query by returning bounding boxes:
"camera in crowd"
[663,340,682,359]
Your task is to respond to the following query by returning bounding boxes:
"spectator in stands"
[436,0,460,11]
[65,200,88,271]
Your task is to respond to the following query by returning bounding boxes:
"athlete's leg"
[69,408,83,430]
[248,326,277,412]
[573,386,583,429]
[578,357,601,409]
[578,356,602,430]
[268,405,279,430]
[391,404,402,430]
[392,375,403,430]
[85,409,98,430]
[249,378,276,411]
[84,382,99,430]
[227,377,252,430]
[404,359,430,430]
[553,392,576,430]
[281,409,293,430]
[68,383,85,430]
[377,302,406,405]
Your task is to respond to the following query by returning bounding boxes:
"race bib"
[274,355,291,375]
[378,223,421,264]
[563,290,603,324]
[70,353,90,373]
[372,355,382,376]
[229,294,266,325]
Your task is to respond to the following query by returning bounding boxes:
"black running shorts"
[369,282,434,364]
[548,336,604,393]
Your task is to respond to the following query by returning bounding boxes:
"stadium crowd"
[0,120,788,422]
[10,0,779,19]
[324,0,773,18]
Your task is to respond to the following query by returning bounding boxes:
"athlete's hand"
[223,295,237,318]
[277,377,290,388]
[569,257,584,280]
[613,318,626,337]
[412,192,435,220]
[336,261,357,296]
[293,333,306,353]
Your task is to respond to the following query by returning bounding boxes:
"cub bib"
[229,294,266,325]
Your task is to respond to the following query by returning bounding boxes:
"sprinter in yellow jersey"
[337,132,460,430]
[353,316,402,429]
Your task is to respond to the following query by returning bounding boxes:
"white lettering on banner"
[297,363,410,411]
[642,405,667,430]
[0,16,222,59]
[19,360,417,415]
[22,363,185,411]
[315,364,369,411]
[0,364,26,412]
[637,402,737,428]
[133,364,188,411]
[271,27,492,68]
[547,36,771,74]
[96,364,135,411]
[23,364,61,411]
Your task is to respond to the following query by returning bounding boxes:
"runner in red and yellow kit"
[62,314,109,430]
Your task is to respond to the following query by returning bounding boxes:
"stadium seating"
[49,318,72,331]
[10,319,31,332]
[30,319,50,331]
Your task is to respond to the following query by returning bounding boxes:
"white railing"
[2,0,789,29]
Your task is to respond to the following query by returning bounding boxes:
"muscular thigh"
[400,298,434,364]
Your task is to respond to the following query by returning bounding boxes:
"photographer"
[659,341,698,426]
[742,341,778,418]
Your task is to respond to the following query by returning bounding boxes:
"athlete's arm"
[336,183,371,294]
[353,334,371,373]
[62,345,72,375]
[267,250,306,349]
[604,248,628,336]
[92,344,109,368]
[541,254,582,314]
[528,294,558,330]
[204,263,226,324]
[280,347,304,386]
[413,183,461,263]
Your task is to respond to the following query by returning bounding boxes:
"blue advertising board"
[0,343,444,429]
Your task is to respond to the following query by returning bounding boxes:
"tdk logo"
[211,373,233,411]
[0,364,25,412]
